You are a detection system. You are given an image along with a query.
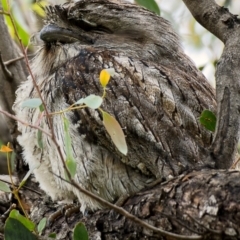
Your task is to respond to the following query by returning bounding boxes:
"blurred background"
[159,0,240,88]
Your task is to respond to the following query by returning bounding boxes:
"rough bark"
[1,1,240,240]
[13,169,240,240]
[182,0,240,169]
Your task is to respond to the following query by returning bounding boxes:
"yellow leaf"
[102,111,128,155]
[100,69,111,87]
[0,145,13,153]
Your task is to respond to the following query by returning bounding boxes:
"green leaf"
[0,180,11,192]
[199,110,216,132]
[39,103,45,112]
[22,98,42,109]
[73,222,89,240]
[64,169,70,182]
[74,95,103,109]
[102,111,128,155]
[74,98,84,105]
[48,232,57,238]
[63,117,77,178]
[63,117,71,154]
[104,68,116,77]
[135,0,160,15]
[37,217,47,235]
[10,151,16,174]
[19,162,40,189]
[4,218,37,240]
[13,16,30,47]
[37,129,43,149]
[9,210,35,232]
[1,0,30,46]
[66,157,77,178]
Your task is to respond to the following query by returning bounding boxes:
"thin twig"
[0,109,52,137]
[4,55,24,66]
[0,52,13,79]
[0,10,10,16]
[186,213,222,235]
[159,212,202,235]
[0,178,42,195]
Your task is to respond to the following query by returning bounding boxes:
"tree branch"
[29,169,240,239]
[183,0,240,168]
[182,0,238,43]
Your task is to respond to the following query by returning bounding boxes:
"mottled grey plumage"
[13,0,216,211]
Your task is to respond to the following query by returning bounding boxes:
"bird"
[13,0,216,212]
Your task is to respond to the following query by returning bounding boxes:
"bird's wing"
[52,47,215,179]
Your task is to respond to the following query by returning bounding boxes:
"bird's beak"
[40,24,79,43]
[40,24,94,44]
